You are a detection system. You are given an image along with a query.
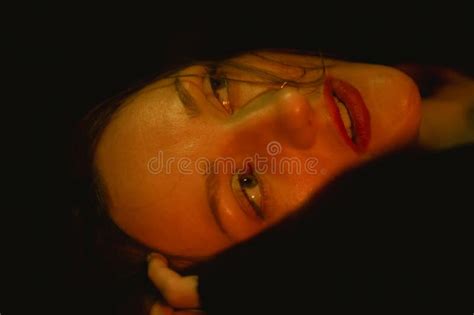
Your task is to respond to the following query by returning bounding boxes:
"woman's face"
[95,51,421,263]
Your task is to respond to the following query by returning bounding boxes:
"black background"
[4,4,473,315]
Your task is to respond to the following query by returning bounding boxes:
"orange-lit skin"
[398,65,474,149]
[95,51,421,265]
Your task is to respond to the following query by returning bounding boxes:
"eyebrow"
[174,77,201,117]
[206,163,231,238]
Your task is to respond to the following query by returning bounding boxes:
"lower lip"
[323,77,371,153]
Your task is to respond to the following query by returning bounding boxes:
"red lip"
[323,77,371,153]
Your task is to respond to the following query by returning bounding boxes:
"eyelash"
[209,73,233,114]
[231,163,268,222]
[204,65,326,115]
[207,65,234,114]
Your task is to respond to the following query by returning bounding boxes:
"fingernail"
[147,252,168,264]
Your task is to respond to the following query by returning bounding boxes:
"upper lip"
[323,77,371,153]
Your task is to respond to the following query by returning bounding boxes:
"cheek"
[109,201,232,257]
[219,207,267,243]
[344,66,421,153]
[327,63,421,154]
[106,173,234,257]
[368,80,420,148]
[259,150,358,223]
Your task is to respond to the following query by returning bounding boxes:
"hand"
[397,64,474,149]
[149,303,204,315]
[147,252,202,315]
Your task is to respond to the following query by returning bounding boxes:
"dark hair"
[71,81,157,315]
[69,59,217,313]
[70,51,253,314]
[69,47,430,314]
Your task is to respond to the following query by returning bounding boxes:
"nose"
[230,88,317,150]
[276,89,316,149]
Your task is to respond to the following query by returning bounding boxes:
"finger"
[174,311,206,314]
[148,255,200,309]
[147,252,169,267]
[150,302,174,315]
[150,302,205,315]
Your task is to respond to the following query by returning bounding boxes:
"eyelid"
[207,162,270,240]
[208,71,233,114]
[173,64,324,117]
[170,67,231,116]
[180,65,233,115]
[230,165,268,222]
[208,64,326,111]
[207,72,281,114]
[205,75,233,115]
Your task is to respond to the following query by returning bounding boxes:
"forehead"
[217,51,326,74]
[96,50,331,150]
[233,50,324,66]
[157,51,329,91]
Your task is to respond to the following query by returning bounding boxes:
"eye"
[231,166,265,220]
[209,71,232,113]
